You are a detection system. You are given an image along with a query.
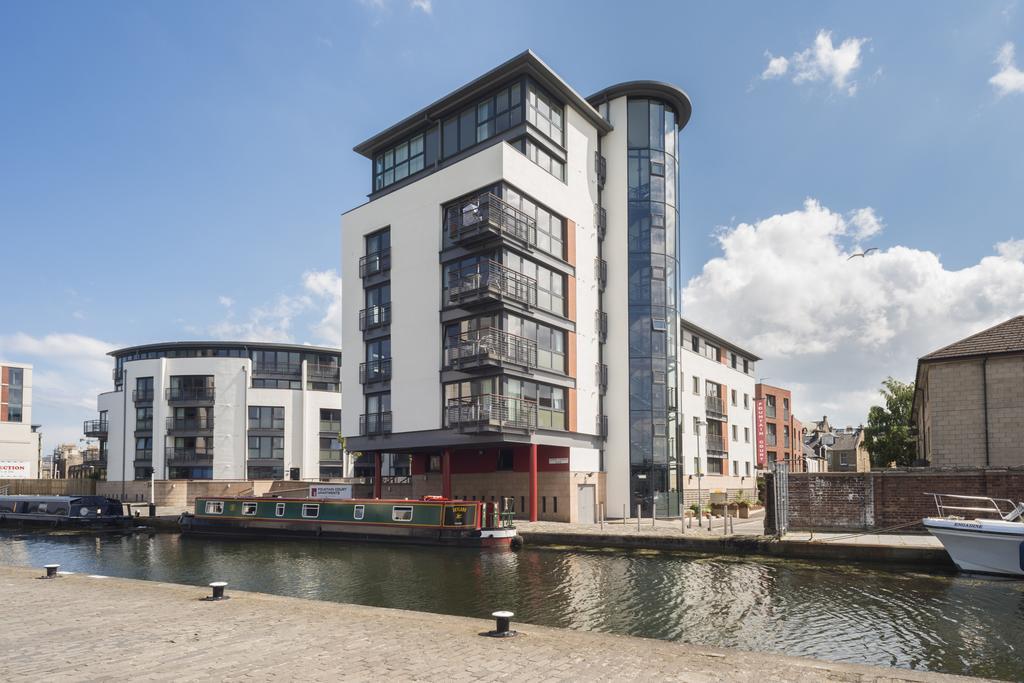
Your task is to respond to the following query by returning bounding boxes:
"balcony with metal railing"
[319,449,344,462]
[595,205,607,239]
[83,419,108,438]
[133,389,154,402]
[359,304,391,331]
[359,358,392,385]
[308,363,341,382]
[445,260,537,309]
[166,416,214,434]
[596,257,607,290]
[253,360,302,377]
[359,412,392,436]
[766,433,778,447]
[447,193,537,248]
[595,151,607,188]
[446,394,537,434]
[134,418,153,434]
[165,446,214,464]
[705,434,726,453]
[359,248,391,278]
[319,420,342,433]
[444,329,537,371]
[596,311,608,341]
[166,386,215,403]
[705,395,725,418]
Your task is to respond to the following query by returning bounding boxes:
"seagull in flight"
[847,247,879,261]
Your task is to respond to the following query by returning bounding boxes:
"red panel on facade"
[755,398,767,467]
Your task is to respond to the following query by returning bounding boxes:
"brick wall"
[776,467,1024,531]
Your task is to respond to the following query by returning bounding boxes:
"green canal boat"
[179,496,518,547]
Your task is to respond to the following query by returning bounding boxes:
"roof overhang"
[109,340,341,358]
[586,80,693,130]
[679,317,761,361]
[353,50,613,159]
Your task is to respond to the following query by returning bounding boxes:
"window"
[248,436,284,460]
[135,437,152,458]
[504,313,566,372]
[691,335,700,352]
[765,394,776,418]
[767,423,777,446]
[502,251,565,315]
[513,138,564,181]
[733,461,739,476]
[242,502,258,516]
[526,84,563,144]
[693,416,700,433]
[746,462,751,476]
[374,133,426,191]
[275,503,286,517]
[301,504,320,519]
[441,82,522,160]
[703,342,720,361]
[731,353,738,369]
[497,448,514,471]
[743,359,750,374]
[731,389,737,406]
[354,504,365,521]
[392,505,413,522]
[135,406,153,430]
[249,406,285,430]
[135,376,154,400]
[205,501,224,515]
[743,394,750,409]
[692,376,700,395]
[732,425,738,441]
[502,185,565,259]
[744,427,750,443]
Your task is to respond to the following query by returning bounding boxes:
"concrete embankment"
[0,565,983,681]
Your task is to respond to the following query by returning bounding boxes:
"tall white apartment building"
[91,342,343,482]
[678,320,759,504]
[341,51,691,521]
[0,361,41,479]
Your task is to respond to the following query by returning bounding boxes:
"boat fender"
[510,535,523,550]
[316,525,323,537]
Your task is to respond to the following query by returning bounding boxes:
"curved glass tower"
[625,97,679,514]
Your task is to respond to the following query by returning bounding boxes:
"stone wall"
[770,467,1024,531]
[0,478,97,496]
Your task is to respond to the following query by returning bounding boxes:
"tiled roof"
[921,315,1024,361]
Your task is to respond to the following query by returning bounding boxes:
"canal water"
[1,530,1021,680]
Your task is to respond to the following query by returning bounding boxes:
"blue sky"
[1,1,1022,453]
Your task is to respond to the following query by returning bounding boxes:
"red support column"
[441,449,452,499]
[529,444,538,522]
[373,452,382,499]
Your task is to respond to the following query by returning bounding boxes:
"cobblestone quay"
[0,566,986,682]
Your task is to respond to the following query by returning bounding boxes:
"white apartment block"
[92,342,343,482]
[678,320,759,504]
[341,51,692,520]
[0,361,41,479]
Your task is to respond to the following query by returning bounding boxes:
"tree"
[863,377,917,467]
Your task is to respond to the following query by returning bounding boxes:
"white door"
[577,484,595,524]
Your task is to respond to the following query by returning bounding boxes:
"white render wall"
[678,339,757,490]
[342,130,602,442]
[0,361,39,478]
[101,357,341,482]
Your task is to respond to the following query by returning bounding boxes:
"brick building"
[912,315,1024,467]
[754,383,804,471]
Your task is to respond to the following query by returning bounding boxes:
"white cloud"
[682,200,1024,426]
[762,30,869,96]
[410,0,432,12]
[990,42,1024,96]
[761,53,789,79]
[302,270,343,347]
[218,295,234,308]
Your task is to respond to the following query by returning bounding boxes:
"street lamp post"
[695,419,707,528]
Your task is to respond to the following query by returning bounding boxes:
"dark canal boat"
[0,495,131,528]
[179,496,518,547]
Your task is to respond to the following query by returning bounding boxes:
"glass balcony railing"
[359,412,392,436]
[166,386,215,403]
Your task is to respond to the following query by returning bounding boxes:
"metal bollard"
[622,504,626,525]
[205,581,229,601]
[636,504,641,531]
[488,610,516,637]
[42,564,60,579]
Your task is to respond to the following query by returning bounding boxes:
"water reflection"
[0,531,1020,680]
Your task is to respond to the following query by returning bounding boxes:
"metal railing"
[359,248,391,278]
[166,386,215,402]
[319,450,344,462]
[444,329,537,370]
[705,396,725,416]
[595,257,607,289]
[165,446,214,463]
[308,364,341,381]
[446,394,537,433]
[132,389,154,402]
[927,493,1024,521]
[253,361,302,376]
[595,151,607,187]
[446,260,537,308]
[447,193,537,247]
[705,434,726,453]
[134,419,153,432]
[359,304,391,331]
[83,419,108,436]
[166,416,214,432]
[359,412,392,436]
[595,204,607,239]
[133,451,152,462]
[596,311,608,341]
[319,420,342,433]
[596,362,608,391]
[359,358,392,384]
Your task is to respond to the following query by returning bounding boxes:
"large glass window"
[512,138,564,181]
[248,406,285,430]
[248,435,284,459]
[441,82,522,160]
[374,134,426,191]
[502,251,565,316]
[526,84,563,145]
[505,313,566,372]
[502,186,564,258]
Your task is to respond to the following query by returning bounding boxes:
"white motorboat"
[923,493,1024,577]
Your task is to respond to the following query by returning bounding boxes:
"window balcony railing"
[83,419,108,437]
[595,205,607,239]
[133,456,152,467]
[447,193,537,248]
[319,420,342,433]
[595,151,607,188]
[166,416,214,433]
[359,248,391,278]
[253,361,302,376]
[595,257,607,290]
[319,449,344,462]
[446,394,537,434]
[705,435,726,453]
[133,389,154,402]
[597,414,608,438]
[597,311,608,341]
[308,364,341,381]
[113,367,124,383]
[445,260,537,309]
[134,419,153,432]
[705,396,725,417]
[359,304,391,331]
[359,412,392,436]
[166,386,216,403]
[596,362,608,391]
[165,446,214,463]
[444,329,537,371]
[359,358,392,384]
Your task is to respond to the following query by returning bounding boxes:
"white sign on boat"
[308,485,353,500]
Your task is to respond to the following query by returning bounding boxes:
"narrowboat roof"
[200,497,479,504]
[0,495,94,502]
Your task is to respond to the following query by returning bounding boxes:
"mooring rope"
[807,519,924,543]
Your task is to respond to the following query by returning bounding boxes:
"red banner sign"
[755,398,767,468]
